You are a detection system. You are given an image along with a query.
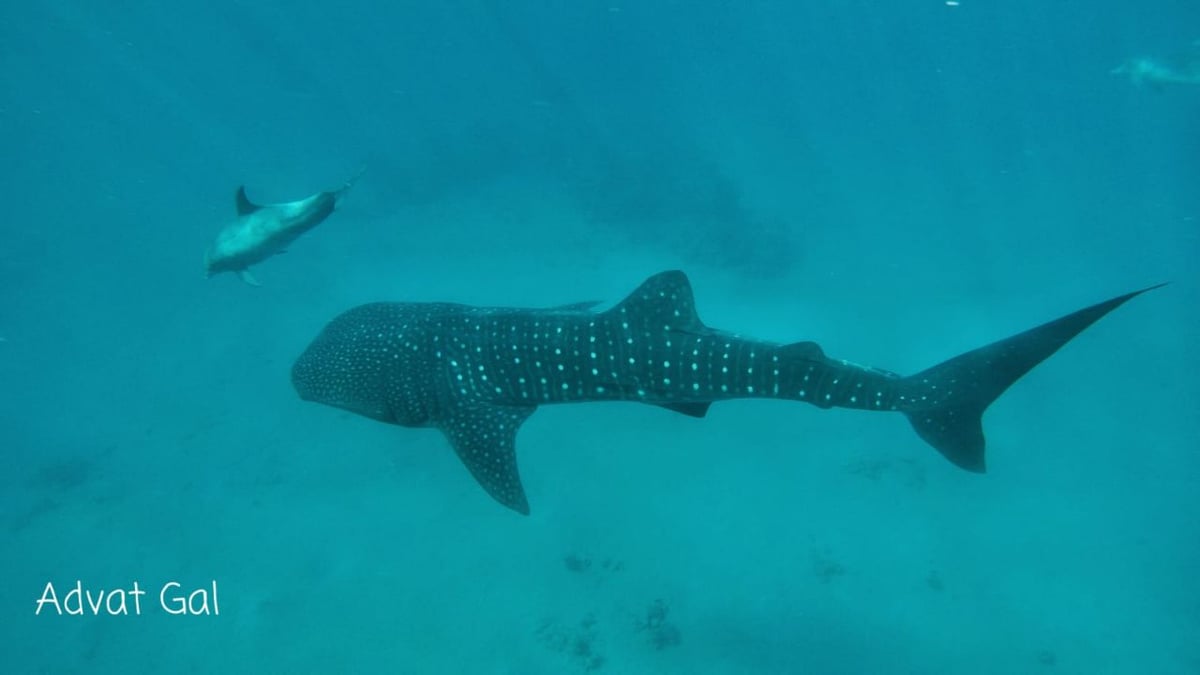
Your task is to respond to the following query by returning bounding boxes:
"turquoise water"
[3,2,1197,673]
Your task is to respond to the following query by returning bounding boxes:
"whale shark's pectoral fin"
[235,186,261,216]
[439,402,537,515]
[236,269,261,286]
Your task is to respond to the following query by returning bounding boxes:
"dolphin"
[1112,42,1200,87]
[292,271,1161,514]
[204,171,362,285]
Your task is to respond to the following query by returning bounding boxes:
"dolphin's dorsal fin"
[439,402,536,515]
[235,186,260,216]
[610,270,706,334]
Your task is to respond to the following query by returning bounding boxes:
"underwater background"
[2,1,1197,673]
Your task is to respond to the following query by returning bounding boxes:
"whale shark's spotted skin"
[292,271,1159,514]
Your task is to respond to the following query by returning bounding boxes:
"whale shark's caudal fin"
[902,284,1166,472]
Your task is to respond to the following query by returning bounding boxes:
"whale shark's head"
[292,316,393,423]
[292,303,434,427]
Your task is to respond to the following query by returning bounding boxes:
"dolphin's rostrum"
[292,271,1160,514]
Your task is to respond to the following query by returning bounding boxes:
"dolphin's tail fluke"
[900,284,1165,472]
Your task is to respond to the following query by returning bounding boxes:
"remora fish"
[204,171,362,285]
[292,271,1161,514]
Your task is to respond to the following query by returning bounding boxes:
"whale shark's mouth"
[318,397,390,423]
[291,342,394,423]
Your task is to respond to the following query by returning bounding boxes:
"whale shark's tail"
[901,284,1165,472]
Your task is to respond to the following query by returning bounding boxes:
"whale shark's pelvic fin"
[235,186,260,216]
[903,283,1166,472]
[656,402,712,418]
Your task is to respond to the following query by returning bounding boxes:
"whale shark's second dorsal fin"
[655,402,712,418]
[235,186,260,216]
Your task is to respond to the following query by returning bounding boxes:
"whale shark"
[292,271,1161,514]
[204,172,362,285]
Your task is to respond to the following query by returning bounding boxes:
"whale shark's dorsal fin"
[609,270,706,334]
[235,186,260,216]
